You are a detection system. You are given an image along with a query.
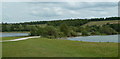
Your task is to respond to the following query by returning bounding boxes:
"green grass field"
[2,37,118,57]
[83,20,119,26]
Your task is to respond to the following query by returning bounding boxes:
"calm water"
[67,35,119,43]
[0,33,29,37]
[0,33,119,43]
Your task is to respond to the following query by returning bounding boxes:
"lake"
[67,35,119,43]
[0,33,29,37]
[0,33,119,43]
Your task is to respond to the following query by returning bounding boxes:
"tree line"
[1,17,120,32]
[4,17,120,25]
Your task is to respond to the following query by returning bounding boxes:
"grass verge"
[1,36,29,41]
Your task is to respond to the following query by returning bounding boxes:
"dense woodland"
[1,17,120,38]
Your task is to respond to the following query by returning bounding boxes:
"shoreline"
[0,32,30,33]
[1,36,40,42]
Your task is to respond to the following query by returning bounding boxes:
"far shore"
[0,32,30,33]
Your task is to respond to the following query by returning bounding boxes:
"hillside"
[2,17,120,32]
[82,20,119,26]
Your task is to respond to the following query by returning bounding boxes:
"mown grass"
[2,37,118,57]
[83,20,119,26]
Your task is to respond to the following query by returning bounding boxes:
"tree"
[82,30,90,36]
[30,26,39,36]
[60,23,70,37]
[99,26,117,35]
[108,24,120,33]
[44,26,58,38]
[30,26,60,38]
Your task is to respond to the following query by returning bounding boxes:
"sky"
[1,2,118,23]
[1,0,119,2]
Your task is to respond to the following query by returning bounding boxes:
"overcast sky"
[1,2,118,23]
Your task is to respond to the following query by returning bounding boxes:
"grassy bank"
[2,37,118,57]
[83,20,119,26]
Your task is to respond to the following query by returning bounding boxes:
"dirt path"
[0,36,40,42]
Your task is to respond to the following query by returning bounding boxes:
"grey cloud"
[2,2,118,23]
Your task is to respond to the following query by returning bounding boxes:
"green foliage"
[57,32,65,38]
[29,23,119,38]
[60,23,70,36]
[69,30,78,37]
[1,17,120,32]
[1,17,119,38]
[59,23,78,37]
[30,26,39,36]
[30,24,78,38]
[82,31,90,36]
[98,26,117,35]
[30,26,58,38]
[44,26,58,38]
[108,24,120,33]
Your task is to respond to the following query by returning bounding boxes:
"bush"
[98,26,117,35]
[82,31,90,36]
